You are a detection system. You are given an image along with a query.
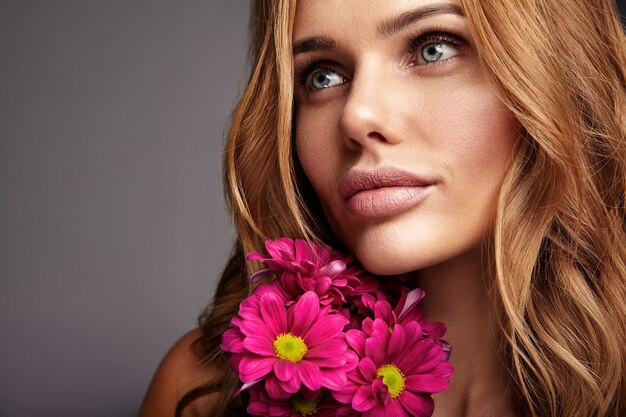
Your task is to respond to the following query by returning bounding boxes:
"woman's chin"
[351,244,433,276]
[348,232,482,277]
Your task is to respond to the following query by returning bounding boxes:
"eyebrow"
[377,3,465,38]
[293,36,336,56]
[292,3,465,56]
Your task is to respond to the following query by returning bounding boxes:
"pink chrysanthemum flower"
[221,290,357,399]
[248,238,378,306]
[334,318,453,417]
[358,288,451,361]
[221,280,291,373]
[247,385,354,417]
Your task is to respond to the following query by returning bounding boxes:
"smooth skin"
[141,1,522,416]
[294,0,518,277]
[139,329,219,417]
[294,1,520,416]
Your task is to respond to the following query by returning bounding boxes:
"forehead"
[293,0,463,39]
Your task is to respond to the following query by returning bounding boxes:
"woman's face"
[293,0,518,275]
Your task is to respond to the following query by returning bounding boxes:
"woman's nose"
[338,65,401,151]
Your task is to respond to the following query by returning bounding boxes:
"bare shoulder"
[139,328,222,417]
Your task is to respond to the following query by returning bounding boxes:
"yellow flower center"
[290,392,319,416]
[376,364,406,399]
[273,333,308,362]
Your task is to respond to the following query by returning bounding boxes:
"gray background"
[1,2,625,417]
[1,1,250,416]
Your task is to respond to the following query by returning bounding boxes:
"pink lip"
[339,167,436,218]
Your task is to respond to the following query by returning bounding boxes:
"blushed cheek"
[295,108,353,242]
[296,118,322,186]
[295,112,336,201]
[471,103,517,180]
[444,89,517,180]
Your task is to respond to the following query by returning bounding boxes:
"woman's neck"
[410,246,521,417]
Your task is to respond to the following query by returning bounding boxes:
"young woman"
[140,1,626,416]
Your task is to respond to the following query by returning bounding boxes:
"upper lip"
[339,167,436,200]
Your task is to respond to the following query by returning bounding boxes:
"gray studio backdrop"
[0,2,250,416]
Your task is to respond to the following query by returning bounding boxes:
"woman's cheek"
[296,108,338,188]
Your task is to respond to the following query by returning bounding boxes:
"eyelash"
[294,29,468,92]
[407,30,467,64]
[294,58,337,90]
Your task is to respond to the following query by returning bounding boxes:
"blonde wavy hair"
[178,1,626,416]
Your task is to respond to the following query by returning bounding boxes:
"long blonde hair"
[464,1,626,416]
[182,1,626,416]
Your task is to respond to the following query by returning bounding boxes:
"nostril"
[343,130,389,153]
[367,131,387,143]
[344,136,362,151]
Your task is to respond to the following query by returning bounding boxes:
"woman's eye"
[409,33,466,66]
[418,42,460,64]
[308,68,345,91]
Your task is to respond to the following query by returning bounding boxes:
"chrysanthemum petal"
[246,251,268,262]
[365,337,385,366]
[246,402,266,416]
[424,321,447,339]
[372,319,391,342]
[280,373,301,393]
[298,360,323,391]
[220,328,245,353]
[238,356,275,382]
[398,339,434,374]
[319,368,348,390]
[264,374,291,400]
[358,357,378,381]
[363,403,389,417]
[398,288,425,317]
[346,329,367,357]
[239,305,262,321]
[441,342,452,361]
[295,239,314,264]
[352,274,379,294]
[344,350,359,372]
[371,377,389,400]
[405,373,450,394]
[400,321,424,346]
[319,259,346,277]
[242,335,274,357]
[303,314,346,346]
[374,300,393,324]
[240,317,275,340]
[249,267,273,283]
[281,271,302,295]
[362,318,375,336]
[432,361,454,380]
[267,238,293,260]
[290,291,319,336]
[409,343,443,374]
[307,339,347,361]
[398,390,434,416]
[315,277,332,294]
[332,381,358,404]
[352,385,377,412]
[239,379,261,394]
[384,400,408,417]
[273,359,298,382]
[260,292,287,336]
[386,323,406,361]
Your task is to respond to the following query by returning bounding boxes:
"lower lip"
[344,185,433,218]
